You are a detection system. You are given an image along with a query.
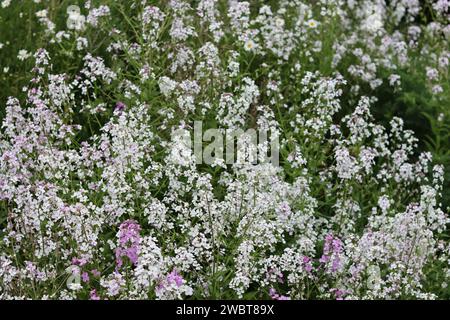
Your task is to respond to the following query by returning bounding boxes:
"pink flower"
[277,273,284,284]
[331,288,346,300]
[91,269,101,277]
[320,234,343,272]
[156,270,186,295]
[115,220,141,269]
[269,288,290,300]
[81,272,90,283]
[71,257,88,266]
[90,289,100,300]
[302,256,313,273]
[167,269,184,287]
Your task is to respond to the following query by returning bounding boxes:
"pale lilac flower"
[166,269,184,287]
[320,234,343,273]
[90,289,100,300]
[331,288,346,300]
[91,269,101,277]
[115,220,141,269]
[269,288,290,300]
[302,256,313,273]
[81,272,90,283]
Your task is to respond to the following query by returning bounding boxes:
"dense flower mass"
[0,0,449,300]
[115,220,141,269]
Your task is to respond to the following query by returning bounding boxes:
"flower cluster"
[0,0,449,300]
[115,220,141,269]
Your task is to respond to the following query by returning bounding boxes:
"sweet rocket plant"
[0,0,449,300]
[115,220,141,269]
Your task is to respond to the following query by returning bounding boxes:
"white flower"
[67,5,86,30]
[306,19,318,28]
[35,9,47,18]
[388,74,401,87]
[17,49,31,61]
[244,39,256,51]
[1,0,11,8]
[364,13,383,32]
[432,85,443,94]
[67,282,82,291]
[158,76,178,97]
[67,5,80,16]
[275,17,285,28]
[67,14,86,31]
[378,195,391,213]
